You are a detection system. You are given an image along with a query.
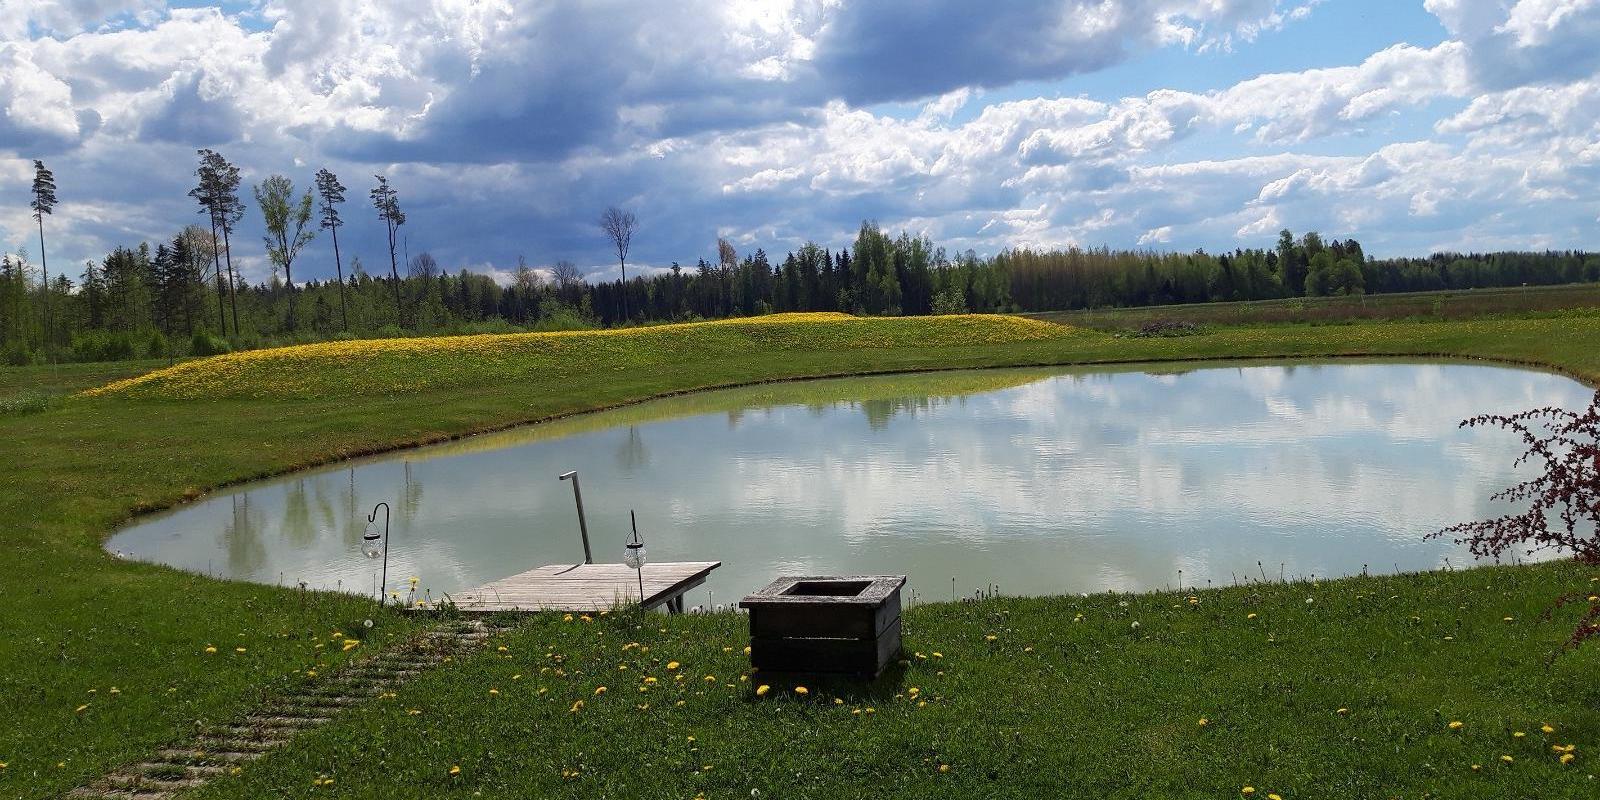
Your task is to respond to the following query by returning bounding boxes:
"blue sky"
[3,1,1599,286]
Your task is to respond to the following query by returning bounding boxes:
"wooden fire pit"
[739,575,906,678]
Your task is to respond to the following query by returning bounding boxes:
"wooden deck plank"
[452,561,720,613]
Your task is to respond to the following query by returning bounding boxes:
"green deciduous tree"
[255,175,316,331]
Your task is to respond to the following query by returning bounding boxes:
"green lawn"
[4,312,1600,798]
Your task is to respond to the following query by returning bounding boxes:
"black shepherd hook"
[366,502,391,607]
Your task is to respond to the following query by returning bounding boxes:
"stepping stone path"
[69,619,510,799]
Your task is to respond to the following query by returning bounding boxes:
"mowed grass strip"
[4,311,1600,797]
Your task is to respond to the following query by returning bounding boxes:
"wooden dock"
[452,561,720,614]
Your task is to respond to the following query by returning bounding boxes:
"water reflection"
[106,361,1592,605]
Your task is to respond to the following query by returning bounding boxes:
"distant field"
[0,359,173,399]
[1028,282,1600,330]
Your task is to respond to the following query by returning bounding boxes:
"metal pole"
[560,471,593,564]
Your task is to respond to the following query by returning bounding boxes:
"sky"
[2,0,1599,286]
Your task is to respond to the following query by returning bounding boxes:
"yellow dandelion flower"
[756,684,770,697]
[594,686,607,695]
[74,704,89,714]
[795,686,809,695]
[1500,755,1514,763]
[938,764,950,773]
[570,700,585,712]
[1561,753,1575,764]
[1197,718,1209,727]
[204,645,217,654]
[449,765,461,776]
[667,661,680,670]
[1448,720,1464,730]
[1241,788,1255,796]
[1541,723,1555,733]
[488,688,500,696]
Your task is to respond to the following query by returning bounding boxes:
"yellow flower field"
[83,313,1077,401]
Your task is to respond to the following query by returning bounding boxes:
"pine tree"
[30,160,57,351]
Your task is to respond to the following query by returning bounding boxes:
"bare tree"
[550,259,583,304]
[599,206,637,320]
[255,175,316,331]
[408,251,438,280]
[513,255,543,293]
[30,160,56,351]
[315,168,349,330]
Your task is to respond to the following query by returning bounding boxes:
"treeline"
[5,143,1598,364]
[5,221,1598,364]
[583,226,1599,325]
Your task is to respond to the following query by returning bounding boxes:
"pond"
[107,360,1592,608]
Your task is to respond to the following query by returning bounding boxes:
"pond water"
[107,360,1591,607]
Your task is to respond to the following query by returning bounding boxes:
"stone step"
[157,748,261,765]
[132,761,232,778]
[105,774,206,792]
[241,714,330,728]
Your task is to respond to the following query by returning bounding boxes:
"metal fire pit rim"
[739,574,906,608]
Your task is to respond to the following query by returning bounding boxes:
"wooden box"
[739,575,906,677]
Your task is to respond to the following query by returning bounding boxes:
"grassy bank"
[4,311,1600,797]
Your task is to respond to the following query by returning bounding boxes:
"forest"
[6,154,1599,363]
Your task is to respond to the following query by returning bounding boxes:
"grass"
[197,564,1600,799]
[1033,282,1600,330]
[4,310,1600,797]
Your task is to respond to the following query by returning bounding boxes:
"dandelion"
[204,645,217,654]
[449,765,461,776]
[1541,723,1555,733]
[1241,788,1255,796]
[1470,764,1481,772]
[984,634,997,642]
[938,764,950,773]
[235,647,247,653]
[570,700,585,713]
[667,661,681,670]
[835,698,844,705]
[1197,718,1208,727]
[594,686,607,695]
[1513,731,1526,738]
[563,614,574,622]
[1246,613,1258,620]
[74,704,89,714]
[1500,755,1514,763]
[1268,795,1283,800]
[497,645,509,653]
[488,688,500,696]
[1561,753,1575,764]
[1336,708,1349,715]
[1449,721,1464,730]
[932,652,943,658]
[756,684,770,697]
[795,686,809,695]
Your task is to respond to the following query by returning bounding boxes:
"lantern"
[363,502,391,607]
[624,510,646,609]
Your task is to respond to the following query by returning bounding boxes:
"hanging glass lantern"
[625,510,646,610]
[623,537,646,569]
[362,528,384,559]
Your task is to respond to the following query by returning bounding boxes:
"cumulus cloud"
[1,0,1598,282]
